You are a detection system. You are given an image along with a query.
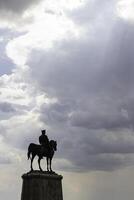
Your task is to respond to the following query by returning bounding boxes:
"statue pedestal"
[21,171,63,200]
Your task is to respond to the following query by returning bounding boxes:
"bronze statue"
[27,130,57,172]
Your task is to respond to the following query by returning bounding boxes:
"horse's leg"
[46,157,49,171]
[38,157,43,171]
[31,154,35,171]
[50,158,52,172]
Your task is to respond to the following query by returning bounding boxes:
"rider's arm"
[39,136,42,144]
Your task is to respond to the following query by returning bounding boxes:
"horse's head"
[50,140,57,151]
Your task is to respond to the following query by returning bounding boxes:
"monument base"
[21,171,63,200]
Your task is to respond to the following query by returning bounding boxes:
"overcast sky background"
[1,0,134,199]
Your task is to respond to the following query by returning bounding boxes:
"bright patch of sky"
[117,0,134,22]
[6,1,82,66]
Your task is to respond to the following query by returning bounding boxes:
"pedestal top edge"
[22,171,63,180]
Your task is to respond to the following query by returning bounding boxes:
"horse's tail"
[27,144,32,160]
[27,150,31,160]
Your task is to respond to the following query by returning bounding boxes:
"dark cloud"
[67,0,116,25]
[70,110,130,130]
[0,102,30,117]
[0,102,16,113]
[40,100,75,125]
[26,10,134,171]
[0,0,41,13]
[54,128,134,171]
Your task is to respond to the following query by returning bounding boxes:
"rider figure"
[39,130,49,151]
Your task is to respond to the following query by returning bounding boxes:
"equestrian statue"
[27,130,57,172]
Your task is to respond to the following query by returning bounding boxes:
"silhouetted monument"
[21,130,63,200]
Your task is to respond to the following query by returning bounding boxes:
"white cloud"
[6,0,81,65]
[117,0,134,22]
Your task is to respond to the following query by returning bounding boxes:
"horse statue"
[27,140,57,172]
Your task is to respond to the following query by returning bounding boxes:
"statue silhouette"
[27,130,57,172]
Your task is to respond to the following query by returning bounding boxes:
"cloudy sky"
[1,0,134,199]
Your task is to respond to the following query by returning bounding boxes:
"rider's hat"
[41,129,46,134]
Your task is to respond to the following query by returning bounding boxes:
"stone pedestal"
[21,171,63,200]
